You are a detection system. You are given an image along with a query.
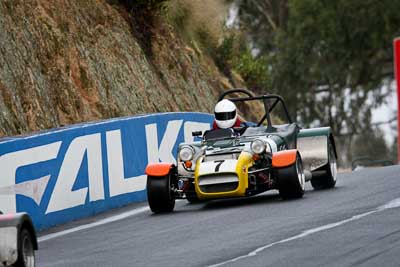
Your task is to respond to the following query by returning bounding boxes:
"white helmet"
[214,99,237,129]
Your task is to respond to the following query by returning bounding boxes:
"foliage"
[352,128,390,161]
[165,1,191,34]
[211,32,269,90]
[214,35,236,70]
[115,0,171,59]
[165,0,269,90]
[233,48,268,90]
[351,128,398,168]
[228,0,289,54]
[231,0,400,140]
[118,0,169,11]
[165,0,229,57]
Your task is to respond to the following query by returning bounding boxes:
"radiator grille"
[198,174,239,193]
[200,182,238,193]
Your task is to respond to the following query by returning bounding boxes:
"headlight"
[251,139,266,154]
[179,146,194,161]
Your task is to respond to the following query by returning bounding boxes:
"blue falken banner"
[0,112,213,230]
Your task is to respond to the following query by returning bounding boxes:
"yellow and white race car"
[145,89,337,213]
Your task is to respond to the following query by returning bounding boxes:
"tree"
[232,0,400,137]
[229,0,289,53]
[278,0,399,135]
[352,128,390,161]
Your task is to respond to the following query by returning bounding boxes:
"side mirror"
[192,131,203,137]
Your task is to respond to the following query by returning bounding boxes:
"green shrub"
[213,33,269,90]
[214,35,235,71]
[233,49,268,89]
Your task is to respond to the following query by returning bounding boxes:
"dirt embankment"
[0,0,238,137]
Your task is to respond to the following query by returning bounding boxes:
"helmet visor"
[215,110,236,121]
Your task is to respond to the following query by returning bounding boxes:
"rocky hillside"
[0,0,237,137]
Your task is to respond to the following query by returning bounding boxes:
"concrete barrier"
[0,112,213,230]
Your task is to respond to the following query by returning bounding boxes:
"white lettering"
[106,130,146,197]
[184,121,210,143]
[46,134,104,214]
[0,142,61,213]
[0,118,210,215]
[145,120,183,164]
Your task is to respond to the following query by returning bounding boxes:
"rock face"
[0,0,230,137]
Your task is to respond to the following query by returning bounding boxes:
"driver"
[213,99,244,129]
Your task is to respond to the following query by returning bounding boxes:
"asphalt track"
[37,165,400,267]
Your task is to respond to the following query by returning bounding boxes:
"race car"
[0,211,38,267]
[145,89,337,213]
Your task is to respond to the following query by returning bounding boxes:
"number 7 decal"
[214,160,225,172]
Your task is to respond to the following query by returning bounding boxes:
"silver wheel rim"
[22,233,35,267]
[296,158,305,191]
[168,174,176,206]
[330,148,337,182]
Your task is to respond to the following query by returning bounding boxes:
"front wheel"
[185,190,202,204]
[276,153,305,199]
[13,228,35,267]
[147,172,176,213]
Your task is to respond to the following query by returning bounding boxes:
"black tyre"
[13,228,35,267]
[277,153,305,199]
[186,191,201,204]
[311,139,337,190]
[147,172,176,213]
[184,182,201,204]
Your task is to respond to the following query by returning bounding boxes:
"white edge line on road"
[208,197,400,267]
[38,199,185,243]
[38,206,150,243]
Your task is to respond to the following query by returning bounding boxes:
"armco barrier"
[0,112,213,230]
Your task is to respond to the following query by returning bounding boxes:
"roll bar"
[218,88,293,126]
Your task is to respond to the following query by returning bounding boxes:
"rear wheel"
[311,139,337,190]
[277,153,305,199]
[147,172,176,213]
[13,228,35,267]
